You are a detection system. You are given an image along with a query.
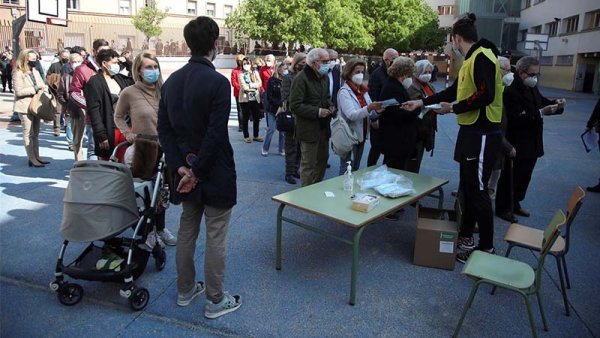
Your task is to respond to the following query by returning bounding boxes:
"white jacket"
[337,83,378,142]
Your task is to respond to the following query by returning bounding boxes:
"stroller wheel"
[153,246,166,271]
[129,287,150,311]
[58,283,83,306]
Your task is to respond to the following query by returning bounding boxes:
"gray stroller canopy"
[60,161,139,242]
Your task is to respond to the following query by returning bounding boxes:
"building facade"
[0,0,241,56]
[517,0,600,92]
[424,0,457,41]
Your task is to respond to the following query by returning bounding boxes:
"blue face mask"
[318,64,329,76]
[452,42,463,59]
[143,69,160,84]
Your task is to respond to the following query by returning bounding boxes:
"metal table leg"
[276,204,285,270]
[349,225,368,305]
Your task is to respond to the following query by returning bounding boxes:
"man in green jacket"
[289,48,334,186]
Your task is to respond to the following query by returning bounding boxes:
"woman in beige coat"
[13,49,47,167]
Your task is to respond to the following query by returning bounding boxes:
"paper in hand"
[581,130,599,153]
[381,98,400,108]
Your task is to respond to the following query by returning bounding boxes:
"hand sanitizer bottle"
[343,161,353,194]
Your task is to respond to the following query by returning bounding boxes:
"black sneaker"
[457,236,475,251]
[456,247,495,264]
[285,175,296,185]
[587,183,600,193]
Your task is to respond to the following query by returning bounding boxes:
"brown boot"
[32,138,50,164]
[25,144,44,167]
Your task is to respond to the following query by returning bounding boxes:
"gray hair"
[414,59,433,76]
[326,49,338,59]
[515,56,539,73]
[69,53,83,63]
[387,56,415,78]
[307,48,327,66]
[264,54,275,62]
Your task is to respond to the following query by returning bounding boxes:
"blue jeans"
[84,123,97,160]
[262,112,284,153]
[65,116,73,145]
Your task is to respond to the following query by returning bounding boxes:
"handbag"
[28,91,57,121]
[27,72,57,121]
[330,114,359,156]
[275,102,294,132]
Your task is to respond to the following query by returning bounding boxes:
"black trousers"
[457,130,501,250]
[284,131,301,176]
[2,73,12,91]
[235,97,243,130]
[367,126,382,166]
[496,157,537,212]
[240,101,261,138]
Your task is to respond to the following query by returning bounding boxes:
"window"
[224,5,233,17]
[563,15,579,34]
[187,1,197,15]
[119,0,131,15]
[437,5,454,16]
[523,0,531,9]
[206,3,215,17]
[67,0,79,9]
[584,9,600,30]
[519,29,527,41]
[556,55,574,66]
[24,30,43,49]
[546,21,558,36]
[2,0,18,5]
[539,56,553,65]
[530,25,542,34]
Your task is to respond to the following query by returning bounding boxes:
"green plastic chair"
[452,209,566,338]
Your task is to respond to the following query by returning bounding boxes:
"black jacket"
[157,56,236,208]
[84,73,133,158]
[379,76,420,159]
[266,76,282,113]
[368,64,388,102]
[587,98,600,130]
[504,75,562,159]
[329,65,342,108]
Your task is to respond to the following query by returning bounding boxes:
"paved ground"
[0,78,599,338]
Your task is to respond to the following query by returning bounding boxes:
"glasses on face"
[525,72,540,77]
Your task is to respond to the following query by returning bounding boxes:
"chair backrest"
[563,187,586,254]
[535,210,567,288]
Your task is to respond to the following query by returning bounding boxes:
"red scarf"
[346,80,368,108]
[346,80,369,141]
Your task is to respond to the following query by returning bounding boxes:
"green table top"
[272,166,449,228]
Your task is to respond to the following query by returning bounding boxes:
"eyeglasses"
[525,72,540,77]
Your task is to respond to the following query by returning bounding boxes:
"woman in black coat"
[379,57,420,170]
[84,48,133,159]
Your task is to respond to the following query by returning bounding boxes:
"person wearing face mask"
[259,54,276,111]
[47,50,71,136]
[48,50,70,75]
[69,38,110,160]
[157,16,241,318]
[280,52,306,184]
[262,62,287,157]
[336,58,384,175]
[12,49,48,167]
[407,59,438,173]
[84,48,134,160]
[114,51,177,249]
[57,52,84,154]
[494,56,565,223]
[238,57,263,143]
[367,48,399,167]
[326,49,342,110]
[289,48,334,186]
[403,13,504,263]
[487,56,516,221]
[379,57,420,171]
[231,53,245,132]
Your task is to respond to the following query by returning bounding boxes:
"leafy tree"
[321,0,374,51]
[131,0,169,42]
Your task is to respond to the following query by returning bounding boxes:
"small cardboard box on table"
[413,202,462,271]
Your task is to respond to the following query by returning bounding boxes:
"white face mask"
[523,76,538,88]
[328,61,336,70]
[243,64,251,72]
[502,72,514,86]
[266,61,273,67]
[282,69,289,76]
[71,62,82,70]
[419,74,431,83]
[351,73,364,86]
[401,77,413,89]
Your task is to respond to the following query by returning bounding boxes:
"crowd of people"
[6,12,599,320]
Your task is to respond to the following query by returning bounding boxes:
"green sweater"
[289,66,332,142]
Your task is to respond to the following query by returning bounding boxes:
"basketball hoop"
[46,18,69,27]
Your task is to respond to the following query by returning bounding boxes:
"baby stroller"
[50,142,168,311]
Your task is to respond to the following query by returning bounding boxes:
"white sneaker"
[145,230,166,250]
[158,228,177,246]
[279,151,285,156]
[261,149,268,156]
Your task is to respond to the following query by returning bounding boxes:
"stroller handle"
[110,141,132,162]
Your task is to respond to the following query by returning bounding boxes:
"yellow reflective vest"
[456,47,502,125]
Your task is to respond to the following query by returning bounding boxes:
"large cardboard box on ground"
[413,204,461,271]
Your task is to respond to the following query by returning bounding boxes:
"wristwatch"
[185,153,198,167]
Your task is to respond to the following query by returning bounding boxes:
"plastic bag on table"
[374,181,415,198]
[359,165,397,190]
